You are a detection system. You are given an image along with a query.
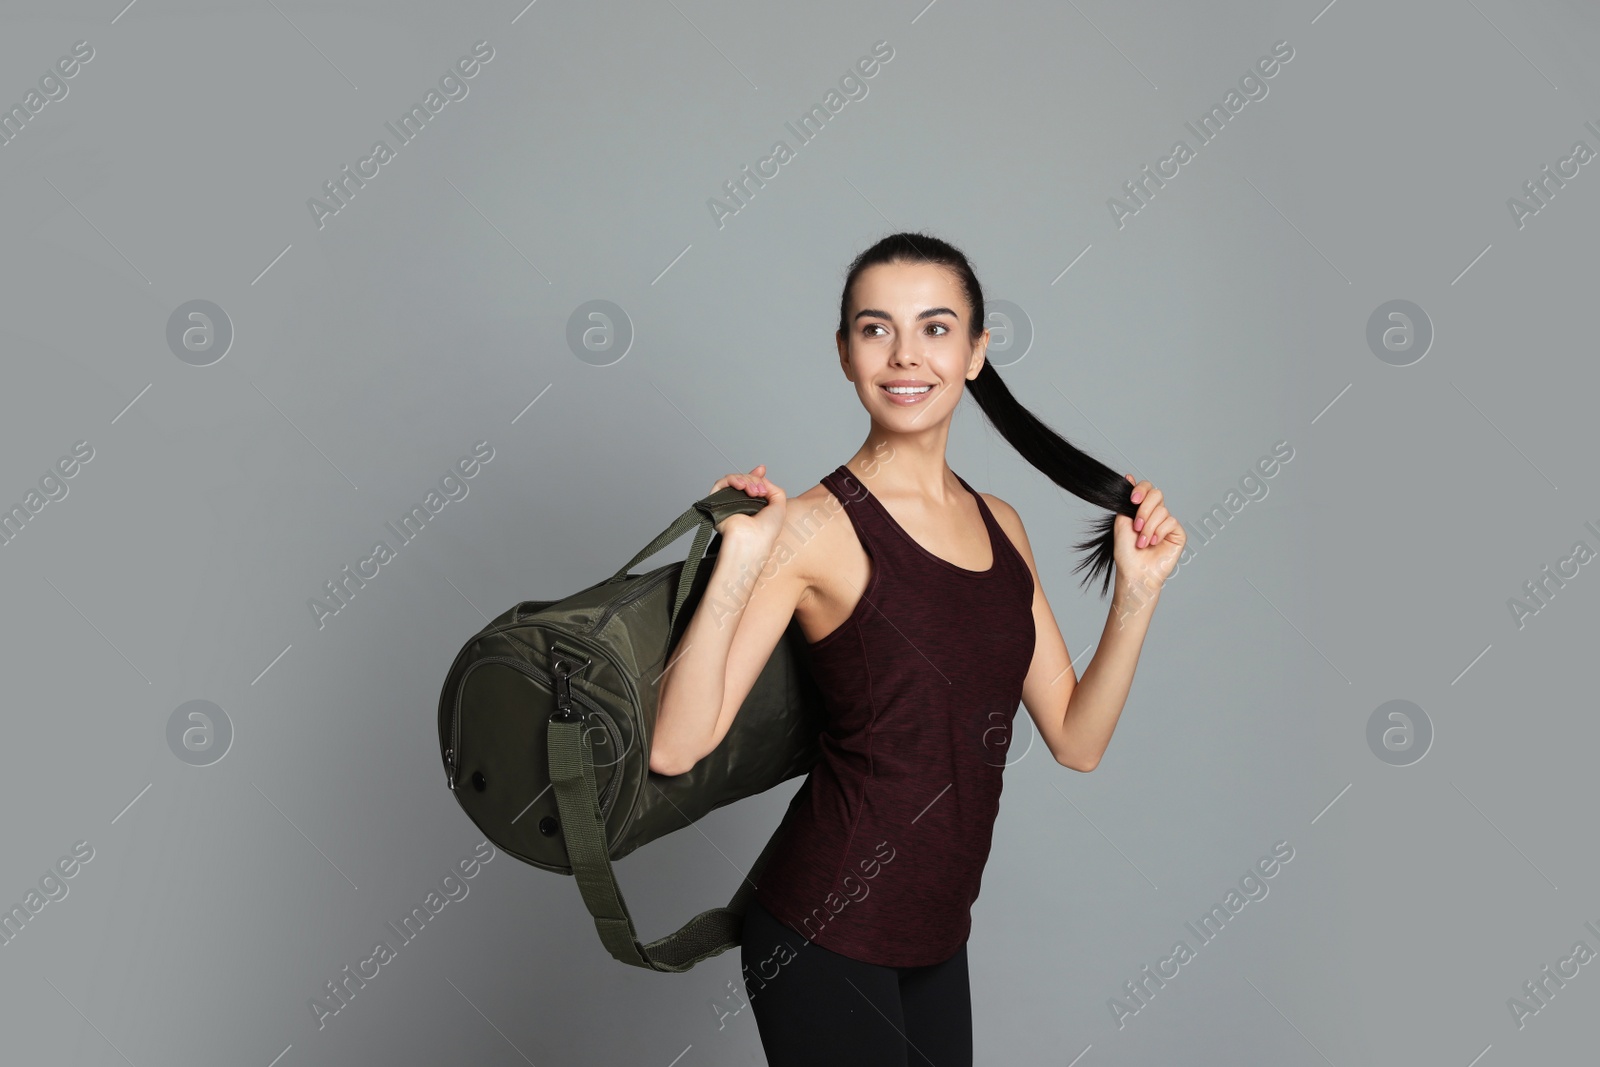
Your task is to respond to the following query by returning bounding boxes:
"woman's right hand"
[711,464,787,550]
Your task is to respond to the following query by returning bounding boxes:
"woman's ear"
[837,329,853,381]
[966,330,989,379]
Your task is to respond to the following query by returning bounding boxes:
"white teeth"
[885,385,932,394]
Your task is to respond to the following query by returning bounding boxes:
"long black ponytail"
[837,230,1139,597]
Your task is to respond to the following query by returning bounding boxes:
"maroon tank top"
[752,463,1037,967]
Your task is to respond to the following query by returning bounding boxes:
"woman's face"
[838,260,988,428]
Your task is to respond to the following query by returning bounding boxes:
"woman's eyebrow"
[852,306,962,322]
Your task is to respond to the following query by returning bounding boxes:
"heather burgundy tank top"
[752,463,1037,967]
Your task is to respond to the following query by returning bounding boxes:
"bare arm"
[1049,573,1160,771]
[986,485,1182,772]
[649,468,809,776]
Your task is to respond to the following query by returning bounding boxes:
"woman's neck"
[845,429,963,502]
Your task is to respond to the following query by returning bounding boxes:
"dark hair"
[837,230,1138,597]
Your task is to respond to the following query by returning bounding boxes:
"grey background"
[1,0,1596,1064]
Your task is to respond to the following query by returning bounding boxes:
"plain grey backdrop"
[2,0,1597,1063]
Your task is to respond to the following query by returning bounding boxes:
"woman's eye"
[861,321,949,336]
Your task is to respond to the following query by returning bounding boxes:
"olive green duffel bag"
[437,485,825,972]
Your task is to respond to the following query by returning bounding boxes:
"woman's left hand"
[1112,473,1186,591]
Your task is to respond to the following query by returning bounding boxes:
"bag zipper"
[586,565,677,636]
[446,655,625,816]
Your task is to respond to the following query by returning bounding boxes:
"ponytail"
[965,360,1137,596]
[839,231,1138,596]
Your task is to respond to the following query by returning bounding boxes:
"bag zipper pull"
[551,656,584,722]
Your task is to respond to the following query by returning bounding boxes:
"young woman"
[650,232,1185,1066]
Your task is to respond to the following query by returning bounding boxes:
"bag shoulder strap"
[608,487,767,633]
[547,717,788,971]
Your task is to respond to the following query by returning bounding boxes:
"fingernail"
[1134,518,1144,532]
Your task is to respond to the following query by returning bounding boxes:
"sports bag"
[437,484,826,972]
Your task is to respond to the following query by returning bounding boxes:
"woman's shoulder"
[772,477,860,605]
[972,489,1041,576]
[782,479,853,552]
[975,489,1020,524]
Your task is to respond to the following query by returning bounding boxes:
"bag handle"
[608,486,768,634]
[546,716,789,971]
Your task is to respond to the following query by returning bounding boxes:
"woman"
[650,231,1184,1065]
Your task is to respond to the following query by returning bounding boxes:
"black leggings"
[739,896,973,1066]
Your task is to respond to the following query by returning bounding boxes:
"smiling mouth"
[879,383,935,407]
